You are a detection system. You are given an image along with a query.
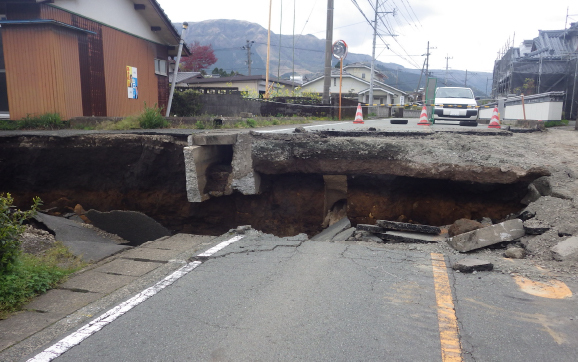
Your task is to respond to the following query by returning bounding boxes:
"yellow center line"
[431,253,463,362]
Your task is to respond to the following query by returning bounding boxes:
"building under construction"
[492,22,578,120]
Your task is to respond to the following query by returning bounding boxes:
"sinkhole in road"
[1,134,532,247]
[17,172,529,242]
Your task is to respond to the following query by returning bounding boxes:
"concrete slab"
[356,224,384,233]
[92,259,162,277]
[380,231,446,243]
[60,239,131,263]
[447,219,525,252]
[376,220,441,235]
[551,237,578,261]
[523,219,551,235]
[58,271,137,294]
[452,258,494,273]
[118,247,182,262]
[35,213,115,244]
[23,289,103,315]
[192,133,237,145]
[0,311,66,351]
[142,234,214,251]
[311,217,351,241]
[85,210,170,246]
[332,227,356,241]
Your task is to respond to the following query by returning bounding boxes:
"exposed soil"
[2,127,578,281]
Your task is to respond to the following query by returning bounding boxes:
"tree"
[180,41,217,72]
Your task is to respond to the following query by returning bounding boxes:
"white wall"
[504,102,563,121]
[52,0,163,43]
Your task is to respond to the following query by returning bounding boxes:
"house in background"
[343,62,387,83]
[492,22,578,119]
[300,68,407,106]
[177,75,297,96]
[0,0,188,120]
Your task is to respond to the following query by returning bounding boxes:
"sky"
[157,0,576,74]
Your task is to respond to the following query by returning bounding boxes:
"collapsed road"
[1,121,578,361]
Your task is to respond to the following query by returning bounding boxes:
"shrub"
[171,89,203,117]
[246,118,257,128]
[138,103,168,129]
[0,194,42,274]
[195,120,206,129]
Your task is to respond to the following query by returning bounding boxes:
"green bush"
[138,103,168,129]
[246,118,257,128]
[195,120,206,129]
[0,194,41,274]
[170,89,203,117]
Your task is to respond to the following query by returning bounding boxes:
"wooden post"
[521,94,527,120]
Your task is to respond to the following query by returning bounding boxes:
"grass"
[544,119,570,128]
[0,113,66,130]
[0,112,330,131]
[0,242,85,319]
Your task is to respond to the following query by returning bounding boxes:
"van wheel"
[390,119,408,124]
[459,121,478,127]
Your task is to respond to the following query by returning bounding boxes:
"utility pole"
[368,1,395,106]
[464,69,467,87]
[422,41,435,102]
[242,40,254,75]
[265,0,272,98]
[322,0,334,104]
[444,54,452,86]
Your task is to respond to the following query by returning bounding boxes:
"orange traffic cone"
[488,107,501,129]
[353,103,364,124]
[417,106,430,126]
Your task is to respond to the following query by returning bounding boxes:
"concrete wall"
[199,93,262,117]
[504,101,563,121]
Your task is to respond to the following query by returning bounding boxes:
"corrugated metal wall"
[3,25,82,120]
[102,26,159,117]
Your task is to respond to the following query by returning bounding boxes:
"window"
[362,73,365,79]
[333,77,337,86]
[154,59,167,76]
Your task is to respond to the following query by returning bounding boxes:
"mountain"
[176,20,492,97]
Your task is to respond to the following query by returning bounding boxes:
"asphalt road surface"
[25,232,578,362]
[257,117,482,134]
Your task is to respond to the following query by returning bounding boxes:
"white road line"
[27,235,244,362]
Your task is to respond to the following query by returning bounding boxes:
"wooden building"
[0,0,188,120]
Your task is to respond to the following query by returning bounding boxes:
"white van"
[433,87,479,123]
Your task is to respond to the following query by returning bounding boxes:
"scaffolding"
[492,23,578,120]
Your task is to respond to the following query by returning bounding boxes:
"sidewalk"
[0,233,222,360]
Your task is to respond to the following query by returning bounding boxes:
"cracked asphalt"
[23,231,578,361]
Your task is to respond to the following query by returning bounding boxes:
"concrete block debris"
[504,247,526,259]
[379,231,446,243]
[551,236,578,261]
[452,258,494,273]
[352,220,445,243]
[448,218,483,237]
[376,220,441,235]
[523,219,550,235]
[447,219,525,252]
